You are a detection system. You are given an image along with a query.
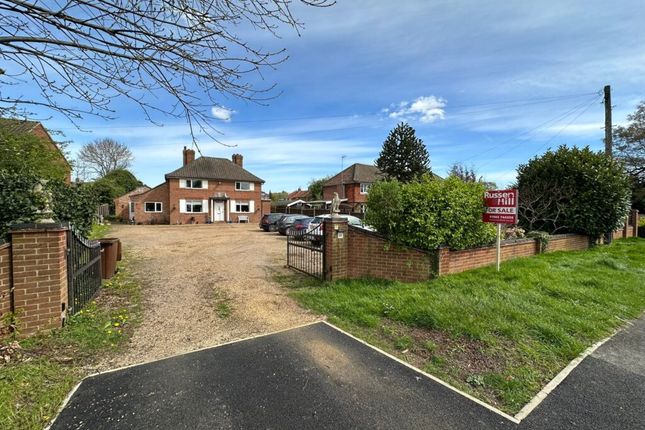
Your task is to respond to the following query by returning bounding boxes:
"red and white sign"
[483,189,518,224]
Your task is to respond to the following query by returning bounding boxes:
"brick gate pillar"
[10,223,69,336]
[323,218,348,281]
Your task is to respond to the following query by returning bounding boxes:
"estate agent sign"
[483,189,518,225]
[483,189,519,271]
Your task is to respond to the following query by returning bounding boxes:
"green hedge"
[365,176,496,250]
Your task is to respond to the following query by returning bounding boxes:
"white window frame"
[185,200,205,213]
[234,201,251,213]
[235,181,253,191]
[360,183,370,194]
[182,179,207,189]
[144,202,163,213]
[129,202,135,212]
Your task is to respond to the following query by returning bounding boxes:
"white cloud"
[385,95,447,123]
[211,106,235,121]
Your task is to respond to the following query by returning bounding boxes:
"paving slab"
[50,322,514,430]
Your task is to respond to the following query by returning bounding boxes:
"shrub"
[516,145,631,239]
[366,176,496,250]
[0,169,45,239]
[49,181,99,236]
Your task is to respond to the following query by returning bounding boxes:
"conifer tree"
[376,122,431,182]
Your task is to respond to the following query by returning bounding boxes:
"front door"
[212,201,225,222]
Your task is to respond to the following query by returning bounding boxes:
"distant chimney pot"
[183,146,195,166]
[232,154,243,167]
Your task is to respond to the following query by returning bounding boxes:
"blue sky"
[35,1,645,191]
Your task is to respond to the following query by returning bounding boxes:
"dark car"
[259,213,284,232]
[277,215,310,235]
[288,217,314,239]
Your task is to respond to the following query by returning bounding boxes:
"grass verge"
[0,257,141,430]
[282,238,645,415]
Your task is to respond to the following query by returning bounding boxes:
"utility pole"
[604,85,613,245]
[604,85,612,157]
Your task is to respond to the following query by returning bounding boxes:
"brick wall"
[438,239,540,275]
[347,227,435,282]
[320,215,641,282]
[547,234,590,252]
[0,242,12,334]
[261,199,272,218]
[10,226,68,336]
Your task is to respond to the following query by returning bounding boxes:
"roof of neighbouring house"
[288,189,310,200]
[0,118,41,134]
[165,156,264,183]
[324,163,384,187]
[114,186,151,201]
[0,117,71,169]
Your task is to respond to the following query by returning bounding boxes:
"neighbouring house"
[126,147,266,224]
[113,186,151,222]
[288,188,310,201]
[323,163,384,212]
[0,118,72,183]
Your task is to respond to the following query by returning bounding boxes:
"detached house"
[323,163,384,212]
[128,147,265,224]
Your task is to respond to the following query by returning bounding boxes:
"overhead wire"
[459,92,602,164]
[475,93,603,170]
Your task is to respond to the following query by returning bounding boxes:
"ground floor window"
[235,201,250,212]
[145,202,163,212]
[186,200,204,213]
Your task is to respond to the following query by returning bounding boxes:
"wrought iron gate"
[287,224,325,279]
[66,228,102,314]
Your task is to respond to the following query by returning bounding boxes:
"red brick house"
[323,163,384,212]
[127,147,265,224]
[113,186,151,222]
[0,118,72,183]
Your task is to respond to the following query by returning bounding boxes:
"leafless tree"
[77,138,133,178]
[0,0,333,141]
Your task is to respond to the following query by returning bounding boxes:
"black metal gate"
[66,228,102,314]
[287,224,325,279]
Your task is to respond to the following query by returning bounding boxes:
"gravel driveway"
[99,224,318,369]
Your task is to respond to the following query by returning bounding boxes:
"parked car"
[277,215,310,235]
[286,217,314,239]
[306,214,365,245]
[259,213,284,232]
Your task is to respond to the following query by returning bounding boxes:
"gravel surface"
[98,224,318,370]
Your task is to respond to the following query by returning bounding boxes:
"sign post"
[483,189,518,272]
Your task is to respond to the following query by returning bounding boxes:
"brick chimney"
[232,153,243,168]
[183,146,195,166]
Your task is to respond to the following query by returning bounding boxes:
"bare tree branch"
[0,0,334,142]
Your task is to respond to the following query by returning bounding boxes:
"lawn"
[283,238,645,415]
[0,258,141,430]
